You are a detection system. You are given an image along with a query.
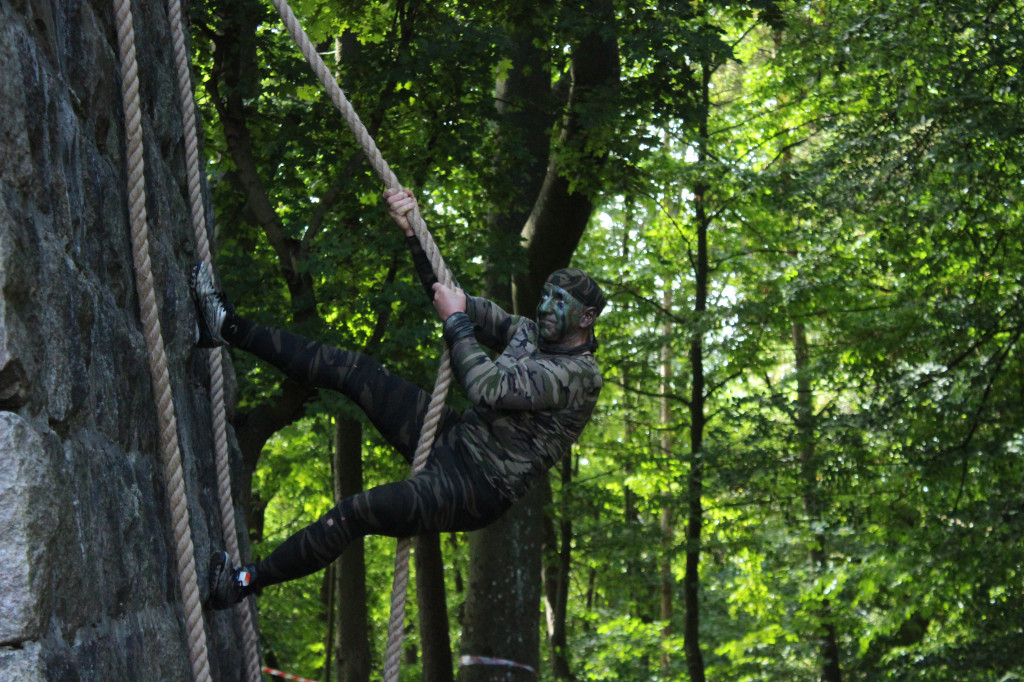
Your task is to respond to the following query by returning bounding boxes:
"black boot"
[190,262,234,348]
[207,551,257,609]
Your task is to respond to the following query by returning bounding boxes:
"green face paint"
[536,282,587,342]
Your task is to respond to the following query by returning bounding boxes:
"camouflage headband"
[546,268,606,314]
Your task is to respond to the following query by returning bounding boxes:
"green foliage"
[188,0,1024,679]
[569,2,1024,681]
[252,419,335,673]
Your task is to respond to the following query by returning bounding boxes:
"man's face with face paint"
[536,282,588,343]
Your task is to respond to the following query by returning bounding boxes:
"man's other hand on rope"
[431,282,466,321]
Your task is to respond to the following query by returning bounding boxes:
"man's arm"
[462,295,521,350]
[385,190,524,347]
[406,234,439,300]
[442,312,583,411]
[385,189,440,300]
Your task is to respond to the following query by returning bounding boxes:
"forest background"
[186,0,1024,680]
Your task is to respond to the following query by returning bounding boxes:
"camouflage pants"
[224,317,511,587]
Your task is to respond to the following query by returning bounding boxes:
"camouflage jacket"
[440,296,603,501]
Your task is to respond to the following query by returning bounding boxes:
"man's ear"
[579,307,598,329]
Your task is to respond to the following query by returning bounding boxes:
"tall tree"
[460,0,620,677]
[658,287,675,676]
[682,51,710,679]
[331,416,371,681]
[542,455,574,679]
[792,319,842,681]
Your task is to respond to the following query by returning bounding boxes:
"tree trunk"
[543,455,574,679]
[417,533,454,682]
[683,54,711,682]
[333,416,371,682]
[460,0,554,667]
[792,322,843,682]
[619,206,648,621]
[659,289,675,675]
[485,0,555,303]
[461,1,618,677]
[513,0,619,307]
[461,4,553,673]
[325,562,335,682]
[458,483,547,682]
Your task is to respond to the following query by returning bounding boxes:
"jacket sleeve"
[405,234,438,300]
[443,312,576,411]
[463,295,524,351]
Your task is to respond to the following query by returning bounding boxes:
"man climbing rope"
[197,189,605,609]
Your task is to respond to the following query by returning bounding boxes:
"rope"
[112,1,211,680]
[266,2,455,679]
[166,0,263,679]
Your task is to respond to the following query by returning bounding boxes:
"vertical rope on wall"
[165,0,264,679]
[112,0,211,679]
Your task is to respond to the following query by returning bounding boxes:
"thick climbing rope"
[111,1,211,680]
[267,2,456,679]
[166,0,263,680]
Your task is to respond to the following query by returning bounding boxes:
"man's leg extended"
[248,459,512,592]
[190,262,454,461]
[223,317,456,462]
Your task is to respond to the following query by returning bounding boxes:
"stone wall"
[0,0,251,679]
